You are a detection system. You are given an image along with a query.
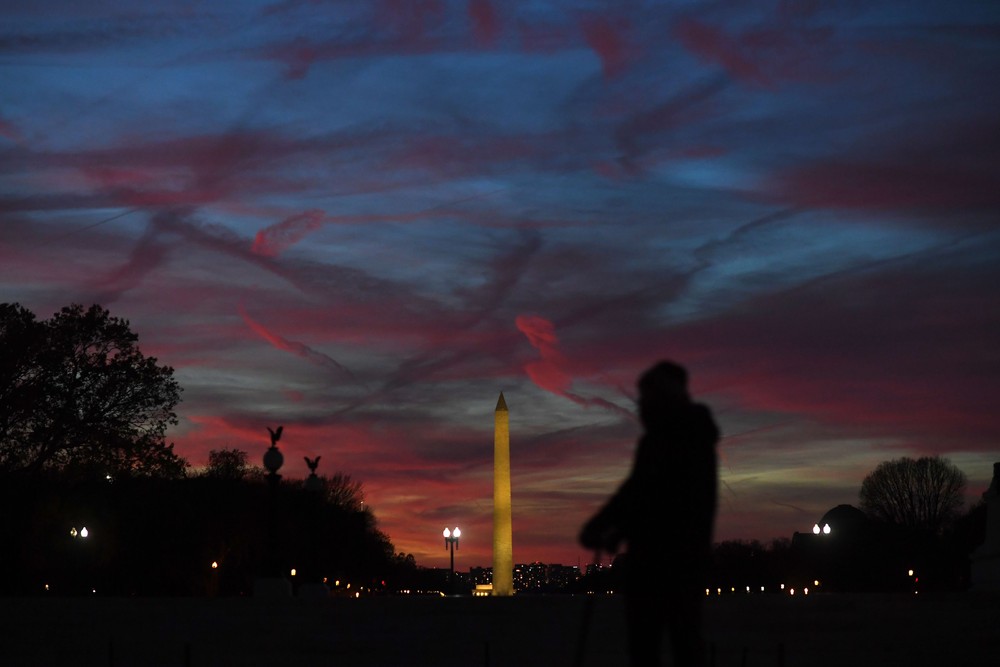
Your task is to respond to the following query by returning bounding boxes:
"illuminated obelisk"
[492,392,514,596]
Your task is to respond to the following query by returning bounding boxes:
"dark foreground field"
[1,593,997,666]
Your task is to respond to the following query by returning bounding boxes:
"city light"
[823,524,831,534]
[211,561,218,569]
[290,568,297,577]
[908,569,914,577]
[70,527,77,537]
[813,524,820,535]
[80,527,89,538]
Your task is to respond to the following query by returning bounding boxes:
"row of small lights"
[707,581,822,596]
[211,562,369,597]
[706,569,920,597]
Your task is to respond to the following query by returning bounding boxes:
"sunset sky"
[2,0,998,569]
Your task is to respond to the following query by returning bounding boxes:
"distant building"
[791,504,881,591]
[513,562,547,591]
[546,564,582,590]
[469,566,493,587]
[467,563,581,593]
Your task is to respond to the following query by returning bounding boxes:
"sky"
[2,0,998,570]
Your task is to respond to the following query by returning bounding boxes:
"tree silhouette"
[206,448,252,480]
[0,303,184,477]
[860,456,967,534]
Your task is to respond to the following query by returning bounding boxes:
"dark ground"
[1,593,997,666]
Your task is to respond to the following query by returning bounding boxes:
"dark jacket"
[592,402,718,565]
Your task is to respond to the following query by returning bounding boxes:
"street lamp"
[443,527,460,593]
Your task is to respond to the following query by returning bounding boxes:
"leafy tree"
[859,456,967,534]
[206,448,251,480]
[0,304,46,467]
[0,303,185,477]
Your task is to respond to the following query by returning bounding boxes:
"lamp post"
[443,527,460,593]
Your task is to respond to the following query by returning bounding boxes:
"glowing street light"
[443,527,461,593]
[823,524,831,535]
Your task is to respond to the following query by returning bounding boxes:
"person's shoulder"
[688,402,719,438]
[688,402,715,421]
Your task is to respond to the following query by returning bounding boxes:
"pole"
[449,541,455,591]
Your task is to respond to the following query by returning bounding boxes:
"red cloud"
[674,17,771,86]
[766,116,1000,213]
[238,303,355,380]
[468,0,499,46]
[673,16,833,87]
[515,314,633,418]
[771,159,1000,211]
[0,116,24,144]
[515,314,572,393]
[252,209,326,257]
[581,16,631,78]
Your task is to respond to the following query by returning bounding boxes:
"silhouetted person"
[580,361,718,667]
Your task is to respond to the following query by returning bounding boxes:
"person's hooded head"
[637,360,690,429]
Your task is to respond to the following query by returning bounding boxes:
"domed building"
[791,504,883,591]
[818,504,870,538]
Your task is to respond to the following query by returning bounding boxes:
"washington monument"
[493,392,514,596]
